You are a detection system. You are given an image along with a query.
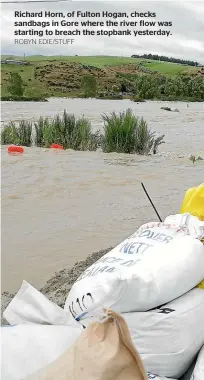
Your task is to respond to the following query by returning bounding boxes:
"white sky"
[1,1,204,63]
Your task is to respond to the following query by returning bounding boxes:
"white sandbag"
[65,230,204,319]
[3,280,72,325]
[1,322,83,380]
[122,288,204,378]
[190,345,204,380]
[164,214,204,238]
[179,358,196,380]
[147,374,176,380]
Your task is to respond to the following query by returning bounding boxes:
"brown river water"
[1,98,204,293]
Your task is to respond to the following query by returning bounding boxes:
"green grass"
[142,61,197,76]
[1,54,198,71]
[34,111,99,150]
[102,109,165,154]
[1,55,142,67]
[1,112,100,151]
[1,63,48,98]
[1,121,32,146]
[1,109,165,155]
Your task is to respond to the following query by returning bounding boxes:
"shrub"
[1,121,32,146]
[189,155,203,164]
[81,75,97,98]
[1,123,19,145]
[134,117,155,154]
[7,72,24,97]
[102,109,165,155]
[131,95,145,102]
[34,117,50,147]
[1,110,165,155]
[17,120,33,146]
[34,110,99,151]
[153,135,165,154]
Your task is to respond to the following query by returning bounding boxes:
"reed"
[1,121,32,146]
[34,111,99,151]
[1,109,165,155]
[102,109,164,154]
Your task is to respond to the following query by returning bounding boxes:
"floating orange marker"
[8,145,24,154]
[50,143,64,150]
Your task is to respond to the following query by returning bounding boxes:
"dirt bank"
[1,247,111,325]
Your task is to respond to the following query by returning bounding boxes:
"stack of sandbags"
[122,289,204,378]
[2,281,83,380]
[2,212,204,379]
[65,213,204,319]
[1,323,83,380]
[190,345,204,380]
[64,213,204,378]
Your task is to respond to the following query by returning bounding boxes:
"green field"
[1,54,198,71]
[1,55,200,99]
[141,61,197,75]
[2,55,142,66]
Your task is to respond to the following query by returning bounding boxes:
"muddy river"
[1,98,204,292]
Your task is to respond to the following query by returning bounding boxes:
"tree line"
[5,71,204,102]
[131,54,200,67]
[132,74,204,101]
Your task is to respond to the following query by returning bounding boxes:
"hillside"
[1,55,203,100]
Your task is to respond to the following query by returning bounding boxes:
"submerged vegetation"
[1,109,164,155]
[1,121,32,146]
[102,109,164,155]
[189,155,204,164]
[34,111,99,151]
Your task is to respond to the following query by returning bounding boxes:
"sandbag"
[179,356,197,380]
[147,374,176,380]
[190,345,204,380]
[26,310,148,380]
[179,358,196,380]
[65,225,204,319]
[3,280,71,326]
[1,323,83,380]
[121,288,204,378]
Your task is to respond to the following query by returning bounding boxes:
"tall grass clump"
[17,120,33,146]
[34,110,99,151]
[1,121,32,146]
[102,109,165,154]
[1,123,19,145]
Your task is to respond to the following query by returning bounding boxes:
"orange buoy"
[8,145,24,154]
[50,143,64,150]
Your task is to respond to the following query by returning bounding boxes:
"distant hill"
[1,55,203,101]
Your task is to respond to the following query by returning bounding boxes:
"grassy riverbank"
[1,55,203,101]
[1,95,48,102]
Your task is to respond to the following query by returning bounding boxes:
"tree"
[7,72,24,97]
[131,53,199,67]
[81,75,97,97]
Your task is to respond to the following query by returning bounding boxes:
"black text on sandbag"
[120,241,151,254]
[130,229,174,243]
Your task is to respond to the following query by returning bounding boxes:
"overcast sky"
[1,1,204,63]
